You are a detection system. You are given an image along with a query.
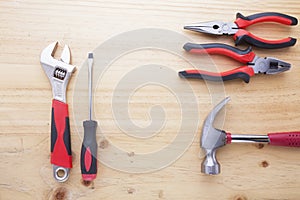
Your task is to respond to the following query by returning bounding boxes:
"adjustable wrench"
[40,42,76,182]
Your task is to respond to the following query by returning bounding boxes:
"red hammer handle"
[268,132,300,147]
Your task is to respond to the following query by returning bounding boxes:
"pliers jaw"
[251,56,291,75]
[184,21,238,35]
[40,42,76,103]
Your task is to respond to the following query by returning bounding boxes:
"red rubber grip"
[226,132,232,144]
[268,132,300,147]
[183,43,256,63]
[51,99,72,168]
[235,15,295,29]
[80,120,98,181]
[82,146,97,181]
[191,66,254,77]
[181,66,255,83]
[234,29,296,49]
[189,48,256,63]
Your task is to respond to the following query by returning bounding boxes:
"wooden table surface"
[1,0,300,199]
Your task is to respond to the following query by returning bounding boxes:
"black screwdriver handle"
[80,120,98,181]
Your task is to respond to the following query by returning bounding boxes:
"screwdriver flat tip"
[88,52,93,59]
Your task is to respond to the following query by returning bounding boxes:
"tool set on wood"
[39,12,300,182]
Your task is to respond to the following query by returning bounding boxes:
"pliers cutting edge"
[184,12,298,49]
[179,43,291,83]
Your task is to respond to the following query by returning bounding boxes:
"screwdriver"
[80,52,98,181]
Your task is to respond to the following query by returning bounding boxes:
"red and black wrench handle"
[233,12,298,49]
[226,132,300,147]
[180,43,256,83]
[51,99,72,169]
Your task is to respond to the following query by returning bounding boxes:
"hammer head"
[201,97,230,175]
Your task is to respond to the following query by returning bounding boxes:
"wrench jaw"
[60,45,71,64]
[40,42,76,103]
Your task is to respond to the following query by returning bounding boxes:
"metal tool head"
[251,56,291,75]
[40,42,76,103]
[60,44,71,64]
[201,97,230,175]
[53,165,70,183]
[184,21,238,35]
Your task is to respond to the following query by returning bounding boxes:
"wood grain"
[1,0,300,199]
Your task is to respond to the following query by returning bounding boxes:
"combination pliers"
[179,43,291,83]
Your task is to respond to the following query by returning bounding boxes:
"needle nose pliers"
[179,43,291,83]
[184,12,298,49]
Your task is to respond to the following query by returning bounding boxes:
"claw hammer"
[201,97,300,175]
[40,42,76,182]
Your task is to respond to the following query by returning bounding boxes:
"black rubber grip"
[51,106,72,156]
[50,100,72,168]
[235,35,297,49]
[51,108,57,153]
[80,120,98,180]
[183,43,252,55]
[236,12,298,25]
[178,71,251,83]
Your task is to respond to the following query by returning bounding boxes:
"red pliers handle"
[179,43,256,83]
[233,12,298,49]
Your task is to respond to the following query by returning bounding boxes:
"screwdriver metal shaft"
[88,53,93,120]
[80,52,98,181]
